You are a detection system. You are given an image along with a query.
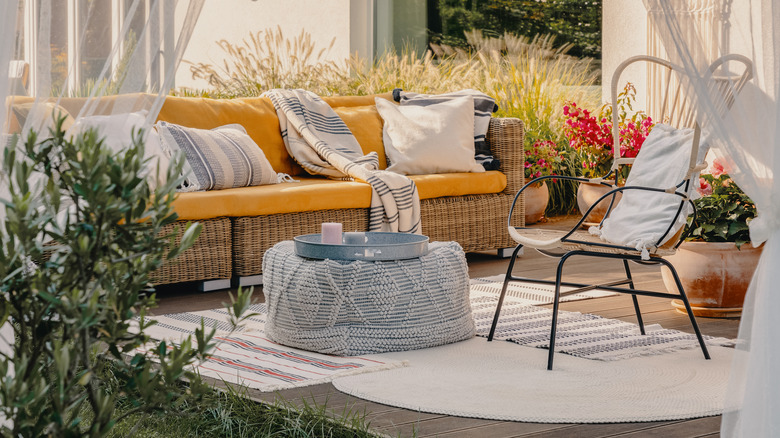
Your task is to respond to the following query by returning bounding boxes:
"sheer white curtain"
[645,0,780,436]
[0,0,204,427]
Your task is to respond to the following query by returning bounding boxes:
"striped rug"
[469,277,734,361]
[468,274,616,305]
[141,305,407,392]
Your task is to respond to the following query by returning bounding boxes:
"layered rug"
[145,276,736,422]
[332,276,736,423]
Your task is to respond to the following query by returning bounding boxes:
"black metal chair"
[487,54,753,370]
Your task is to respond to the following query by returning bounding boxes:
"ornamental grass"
[181,28,602,214]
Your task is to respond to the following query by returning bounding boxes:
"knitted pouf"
[261,240,475,355]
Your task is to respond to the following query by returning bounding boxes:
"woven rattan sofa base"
[151,217,232,285]
[231,192,524,277]
[232,208,370,277]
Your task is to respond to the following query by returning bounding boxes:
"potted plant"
[661,158,762,317]
[563,83,654,223]
[523,139,563,224]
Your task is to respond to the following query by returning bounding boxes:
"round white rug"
[331,338,733,423]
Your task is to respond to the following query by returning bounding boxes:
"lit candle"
[343,232,367,245]
[321,222,342,244]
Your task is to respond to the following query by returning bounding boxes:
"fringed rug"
[468,274,616,305]
[470,288,734,361]
[140,305,407,392]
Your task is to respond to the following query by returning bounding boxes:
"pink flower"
[697,177,712,196]
[710,159,726,177]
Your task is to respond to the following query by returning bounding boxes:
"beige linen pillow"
[375,96,484,175]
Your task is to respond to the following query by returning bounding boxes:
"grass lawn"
[104,383,381,438]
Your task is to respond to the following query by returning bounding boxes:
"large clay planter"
[523,182,549,225]
[576,181,622,225]
[661,241,764,318]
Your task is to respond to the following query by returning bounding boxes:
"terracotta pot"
[523,182,549,225]
[661,241,764,318]
[576,181,622,225]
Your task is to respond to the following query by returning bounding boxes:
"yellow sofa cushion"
[157,92,395,176]
[333,105,387,169]
[171,171,506,220]
[172,177,371,220]
[411,171,506,199]
[156,96,300,175]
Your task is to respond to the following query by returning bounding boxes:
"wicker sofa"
[13,93,526,288]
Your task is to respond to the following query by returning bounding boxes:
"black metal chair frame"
[487,174,708,370]
[487,53,753,370]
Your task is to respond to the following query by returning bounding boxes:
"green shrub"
[0,118,253,436]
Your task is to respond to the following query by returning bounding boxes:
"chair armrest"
[486,117,525,195]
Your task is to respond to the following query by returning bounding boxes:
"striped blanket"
[264,89,420,233]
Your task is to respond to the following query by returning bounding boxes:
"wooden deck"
[154,220,740,438]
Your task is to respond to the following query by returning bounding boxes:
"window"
[19,0,174,96]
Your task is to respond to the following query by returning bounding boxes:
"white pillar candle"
[321,222,343,244]
[343,232,367,245]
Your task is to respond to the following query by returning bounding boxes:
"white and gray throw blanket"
[393,88,500,170]
[264,89,420,233]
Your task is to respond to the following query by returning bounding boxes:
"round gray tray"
[293,232,429,261]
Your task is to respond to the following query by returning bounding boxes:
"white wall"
[176,0,356,90]
[602,1,760,108]
[601,0,648,107]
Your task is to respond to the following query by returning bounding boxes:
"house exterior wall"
[602,0,648,107]
[176,0,356,91]
[602,1,756,109]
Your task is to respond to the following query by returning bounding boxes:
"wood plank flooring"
[153,220,740,438]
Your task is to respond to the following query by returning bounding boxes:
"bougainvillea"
[524,139,564,183]
[563,83,654,179]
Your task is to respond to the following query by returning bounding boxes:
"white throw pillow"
[156,122,278,191]
[595,124,709,256]
[375,96,484,175]
[66,110,169,189]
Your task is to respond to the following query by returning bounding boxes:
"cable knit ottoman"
[261,240,475,355]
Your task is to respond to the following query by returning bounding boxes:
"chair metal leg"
[547,252,572,370]
[659,258,710,360]
[488,244,524,342]
[623,260,645,335]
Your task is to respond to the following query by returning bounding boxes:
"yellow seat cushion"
[411,171,506,199]
[172,171,506,220]
[172,177,372,220]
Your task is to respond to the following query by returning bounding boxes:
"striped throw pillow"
[156,122,278,191]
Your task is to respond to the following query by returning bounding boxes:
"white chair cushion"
[594,124,709,257]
